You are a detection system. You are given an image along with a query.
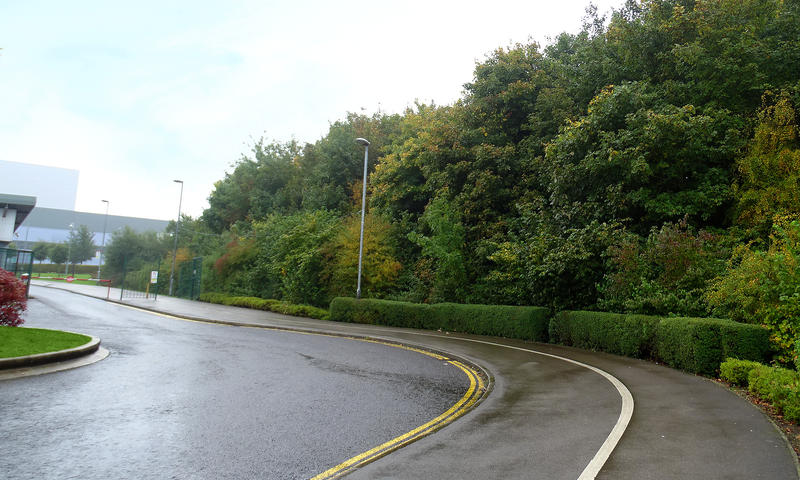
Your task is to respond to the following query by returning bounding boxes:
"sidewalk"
[30,280,800,479]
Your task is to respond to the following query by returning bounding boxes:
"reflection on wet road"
[1,290,468,479]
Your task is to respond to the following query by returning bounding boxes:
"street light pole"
[355,138,370,299]
[65,222,74,276]
[169,180,184,296]
[97,200,109,280]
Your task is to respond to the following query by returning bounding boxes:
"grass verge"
[0,327,91,358]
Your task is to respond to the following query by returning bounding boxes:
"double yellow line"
[115,303,489,479]
[311,343,486,480]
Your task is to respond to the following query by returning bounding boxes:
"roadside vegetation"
[0,269,27,327]
[85,0,800,432]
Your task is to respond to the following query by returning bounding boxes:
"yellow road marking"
[114,302,489,479]
[311,359,484,480]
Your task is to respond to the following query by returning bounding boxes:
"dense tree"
[67,225,96,265]
[186,0,800,330]
[734,90,800,239]
[31,242,49,263]
[47,243,67,266]
[105,227,169,277]
[322,213,402,299]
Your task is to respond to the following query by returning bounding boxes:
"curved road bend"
[2,289,470,480]
[24,284,800,479]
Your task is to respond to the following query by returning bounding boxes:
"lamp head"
[174,179,183,184]
[355,138,370,147]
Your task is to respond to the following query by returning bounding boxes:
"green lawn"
[0,327,91,358]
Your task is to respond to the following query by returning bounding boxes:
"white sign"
[150,271,158,284]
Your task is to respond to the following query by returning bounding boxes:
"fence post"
[120,255,127,301]
[154,259,161,301]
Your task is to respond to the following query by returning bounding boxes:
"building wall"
[16,207,170,266]
[0,160,79,210]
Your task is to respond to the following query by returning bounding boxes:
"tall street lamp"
[355,138,370,299]
[65,222,74,276]
[169,179,184,296]
[97,199,109,280]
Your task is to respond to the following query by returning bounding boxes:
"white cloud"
[1,0,623,221]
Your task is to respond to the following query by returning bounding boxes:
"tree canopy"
[181,0,800,358]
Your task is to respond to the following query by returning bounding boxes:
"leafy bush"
[719,358,764,387]
[198,292,329,320]
[0,269,27,326]
[656,317,771,375]
[748,365,800,422]
[548,311,661,358]
[329,297,551,341]
[250,211,342,307]
[321,213,403,299]
[597,219,728,317]
[707,219,800,364]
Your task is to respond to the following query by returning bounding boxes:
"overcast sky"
[0,0,622,220]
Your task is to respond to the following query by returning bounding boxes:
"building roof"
[0,194,37,231]
[21,207,169,234]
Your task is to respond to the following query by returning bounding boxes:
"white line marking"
[102,296,633,479]
[358,330,634,480]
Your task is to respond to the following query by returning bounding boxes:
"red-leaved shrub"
[0,268,27,326]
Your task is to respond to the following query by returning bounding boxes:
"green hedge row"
[329,297,551,341]
[329,300,771,376]
[655,317,772,375]
[550,311,771,375]
[548,311,661,359]
[720,358,800,422]
[198,292,329,320]
[31,264,98,275]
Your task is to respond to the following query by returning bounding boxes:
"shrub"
[597,219,727,317]
[656,317,771,375]
[548,311,661,358]
[707,219,800,364]
[198,292,329,321]
[719,358,764,387]
[0,269,27,326]
[748,365,800,422]
[329,297,551,341]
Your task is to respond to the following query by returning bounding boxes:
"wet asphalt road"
[0,290,469,480]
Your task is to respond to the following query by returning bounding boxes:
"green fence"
[0,247,34,297]
[117,255,202,301]
[175,257,203,300]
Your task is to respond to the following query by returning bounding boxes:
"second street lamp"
[169,179,184,296]
[355,137,370,299]
[97,199,109,281]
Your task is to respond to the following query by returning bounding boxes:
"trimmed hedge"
[549,312,771,375]
[198,292,329,320]
[32,264,99,275]
[719,358,764,387]
[656,317,771,375]
[548,311,661,359]
[329,297,551,342]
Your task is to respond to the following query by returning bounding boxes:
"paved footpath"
[29,281,800,479]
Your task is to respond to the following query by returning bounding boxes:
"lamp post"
[97,200,109,280]
[355,138,370,299]
[169,180,184,296]
[65,222,74,276]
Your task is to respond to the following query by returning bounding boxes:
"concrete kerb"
[0,335,101,370]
